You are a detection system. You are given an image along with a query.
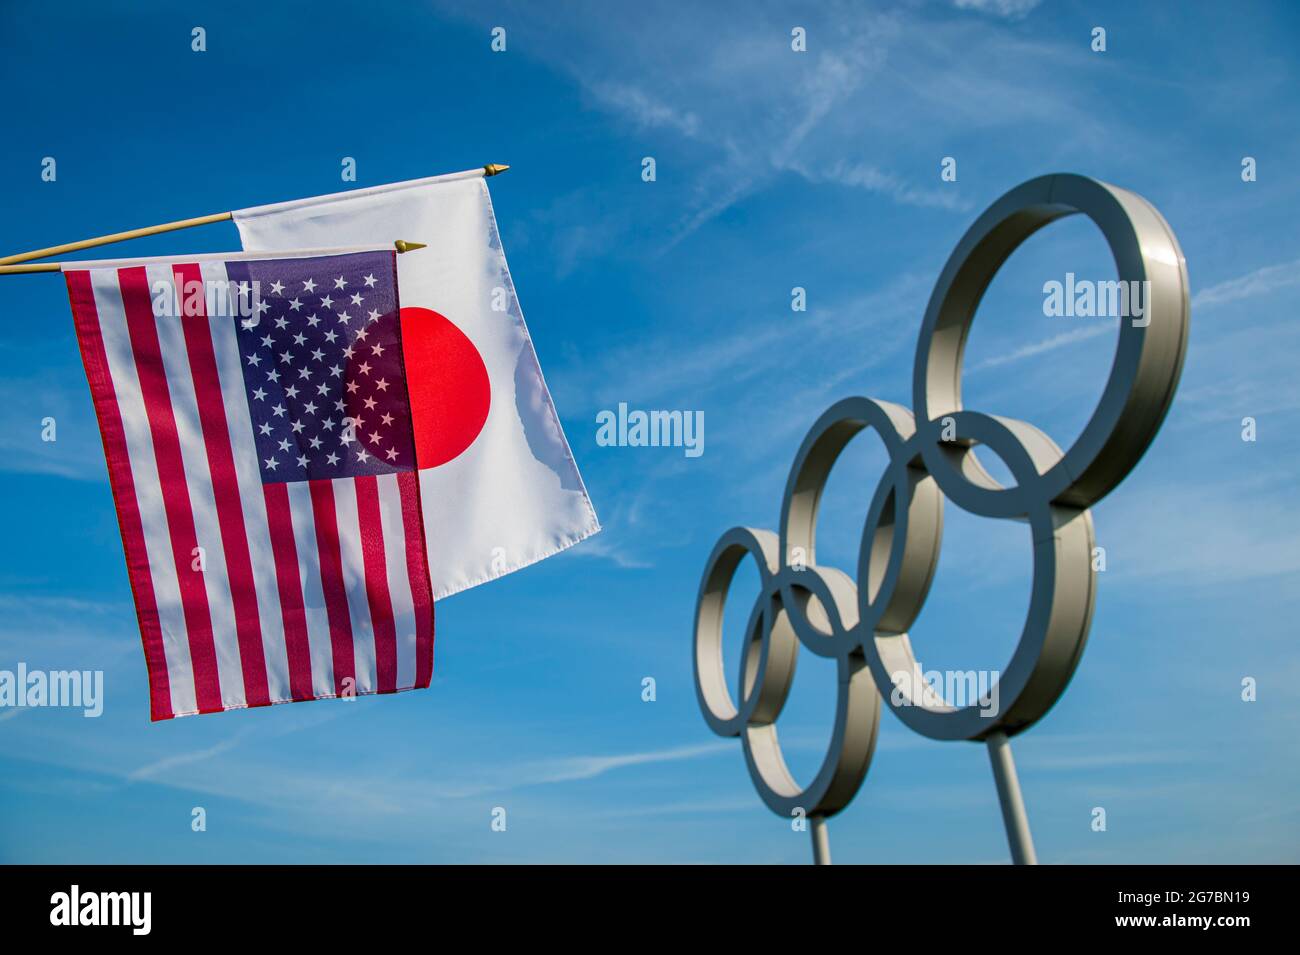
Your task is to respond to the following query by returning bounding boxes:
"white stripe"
[331,479,377,694]
[89,269,198,717]
[376,473,418,690]
[200,260,292,703]
[285,481,336,698]
[147,264,250,709]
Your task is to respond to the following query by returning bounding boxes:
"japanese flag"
[234,169,599,598]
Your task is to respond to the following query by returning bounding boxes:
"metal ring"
[913,173,1190,514]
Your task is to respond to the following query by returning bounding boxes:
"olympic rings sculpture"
[693,174,1190,820]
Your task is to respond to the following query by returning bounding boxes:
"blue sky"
[1,0,1298,863]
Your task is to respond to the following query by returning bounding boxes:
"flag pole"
[0,164,508,276]
[0,240,429,274]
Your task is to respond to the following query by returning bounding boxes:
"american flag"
[65,249,434,720]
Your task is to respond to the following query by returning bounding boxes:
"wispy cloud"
[952,0,1041,20]
[1098,473,1300,584]
[550,270,926,418]
[967,320,1115,372]
[790,158,974,212]
[126,736,244,782]
[436,2,1094,256]
[0,376,105,482]
[564,526,653,569]
[590,82,703,138]
[519,741,731,786]
[1192,258,1300,309]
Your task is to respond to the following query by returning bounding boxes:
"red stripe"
[173,263,270,708]
[308,479,356,696]
[396,471,435,688]
[355,476,398,693]
[262,483,315,701]
[66,270,174,721]
[118,266,224,714]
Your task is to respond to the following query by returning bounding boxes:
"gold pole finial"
[484,163,510,177]
[394,240,427,254]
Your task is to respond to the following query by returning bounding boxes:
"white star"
[342,344,356,359]
[306,314,320,327]
[328,364,343,378]
[316,383,330,396]
[371,342,385,357]
[337,311,351,325]
[246,353,262,367]
[354,327,369,342]
[350,293,363,306]
[385,448,399,461]
[252,387,267,401]
[323,329,338,343]
[289,298,303,312]
[380,413,394,426]
[363,273,377,288]
[266,369,281,383]
[302,278,317,292]
[374,378,389,392]
[334,276,348,290]
[298,367,313,380]
[356,448,371,463]
[255,300,271,315]
[297,454,309,468]
[322,418,336,431]
[334,399,346,412]
[279,351,294,364]
[272,404,287,417]
[265,456,279,470]
[319,294,334,309]
[309,436,323,450]
[367,309,381,323]
[269,280,285,295]
[368,431,382,445]
[258,423,272,436]
[292,332,306,346]
[363,396,378,410]
[291,419,305,433]
[311,348,324,362]
[325,452,339,466]
[346,380,360,394]
[274,316,289,329]
[303,401,318,415]
[357,361,372,376]
[277,438,291,452]
[284,385,299,399]
[260,334,273,348]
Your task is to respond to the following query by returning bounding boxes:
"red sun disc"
[399,306,491,469]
